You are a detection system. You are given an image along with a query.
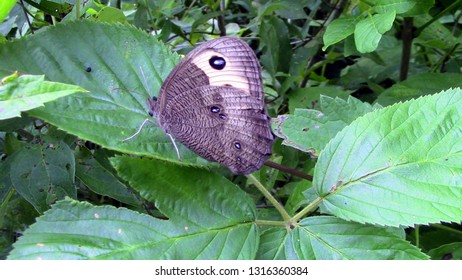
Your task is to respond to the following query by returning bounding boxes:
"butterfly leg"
[167,133,181,160]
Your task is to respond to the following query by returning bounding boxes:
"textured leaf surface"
[0,74,85,120]
[373,0,416,14]
[273,96,380,156]
[354,10,396,53]
[257,216,427,260]
[0,20,209,166]
[9,156,258,259]
[323,16,357,50]
[313,88,462,227]
[9,141,76,213]
[75,148,139,207]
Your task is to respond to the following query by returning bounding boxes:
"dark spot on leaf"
[442,253,453,260]
[302,127,309,132]
[234,142,241,150]
[219,113,226,120]
[85,67,92,72]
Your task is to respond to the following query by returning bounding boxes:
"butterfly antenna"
[122,118,150,142]
[167,133,181,160]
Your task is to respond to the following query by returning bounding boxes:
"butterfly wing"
[162,85,273,174]
[149,37,273,174]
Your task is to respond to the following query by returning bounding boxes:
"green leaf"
[313,88,462,227]
[323,16,358,51]
[9,141,76,213]
[95,6,127,23]
[0,74,86,120]
[273,95,380,156]
[257,216,427,259]
[8,156,260,259]
[354,10,396,53]
[428,242,462,260]
[377,73,462,106]
[0,0,17,23]
[75,147,139,207]
[401,0,434,17]
[373,0,416,14]
[414,13,459,50]
[111,156,257,229]
[0,21,210,167]
[259,16,292,78]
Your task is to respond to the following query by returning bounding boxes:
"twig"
[264,161,313,181]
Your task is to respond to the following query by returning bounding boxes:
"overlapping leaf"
[0,74,85,120]
[8,156,258,259]
[313,88,462,227]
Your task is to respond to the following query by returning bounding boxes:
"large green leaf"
[257,216,427,260]
[8,156,258,259]
[0,21,211,167]
[313,88,462,227]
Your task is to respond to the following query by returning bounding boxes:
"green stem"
[414,225,420,248]
[0,188,15,226]
[247,174,291,223]
[291,196,323,222]
[0,188,15,209]
[75,0,80,20]
[255,220,287,227]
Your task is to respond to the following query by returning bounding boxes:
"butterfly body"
[148,37,274,174]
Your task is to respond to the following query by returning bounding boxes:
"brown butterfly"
[147,37,274,174]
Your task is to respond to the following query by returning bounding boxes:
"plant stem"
[247,174,291,223]
[291,196,323,222]
[264,161,313,181]
[255,220,287,227]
